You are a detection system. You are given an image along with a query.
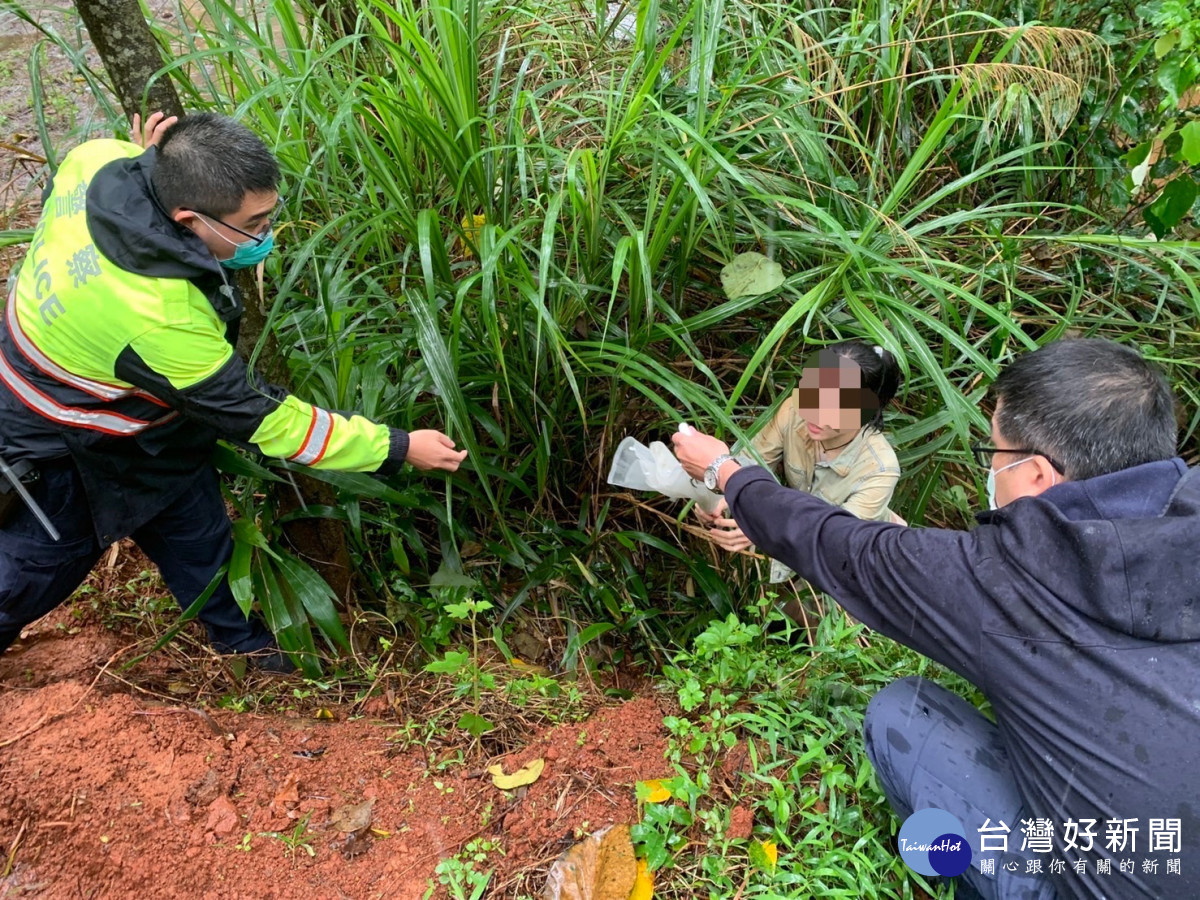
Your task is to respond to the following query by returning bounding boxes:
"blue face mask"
[196,214,275,270]
[986,456,1032,510]
[220,230,274,270]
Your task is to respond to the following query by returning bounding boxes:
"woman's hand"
[692,496,728,526]
[707,516,752,552]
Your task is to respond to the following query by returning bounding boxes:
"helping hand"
[670,427,731,481]
[131,111,179,149]
[407,430,468,472]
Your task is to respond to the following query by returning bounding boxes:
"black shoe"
[246,645,297,674]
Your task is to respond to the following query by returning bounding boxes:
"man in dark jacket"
[673,338,1199,900]
[0,113,466,670]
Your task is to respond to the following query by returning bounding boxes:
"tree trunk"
[74,0,355,601]
[73,0,182,122]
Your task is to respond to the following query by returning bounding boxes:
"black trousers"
[0,462,270,655]
[863,676,1057,900]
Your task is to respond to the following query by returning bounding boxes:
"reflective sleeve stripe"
[5,289,167,406]
[0,344,174,435]
[288,407,334,465]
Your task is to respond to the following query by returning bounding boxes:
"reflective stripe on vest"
[0,341,176,436]
[5,288,165,406]
[289,407,333,465]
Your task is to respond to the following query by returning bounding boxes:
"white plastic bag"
[607,436,723,514]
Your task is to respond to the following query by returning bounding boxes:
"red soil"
[0,606,674,899]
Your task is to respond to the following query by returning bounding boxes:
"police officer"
[0,112,467,670]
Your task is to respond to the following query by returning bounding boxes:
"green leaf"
[719,252,785,299]
[563,622,615,672]
[457,712,494,737]
[424,650,470,674]
[232,518,272,552]
[1156,56,1191,107]
[1179,121,1200,167]
[748,839,778,873]
[212,443,285,483]
[228,539,254,617]
[1127,140,1154,191]
[1155,30,1180,59]
[277,462,419,506]
[429,565,479,589]
[1145,176,1199,238]
[275,552,351,654]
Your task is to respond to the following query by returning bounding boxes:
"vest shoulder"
[59,140,144,177]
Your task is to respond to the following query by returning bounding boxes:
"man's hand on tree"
[407,430,468,472]
[131,111,178,149]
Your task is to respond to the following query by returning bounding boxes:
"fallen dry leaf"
[269,773,301,818]
[329,798,375,833]
[488,757,545,790]
[543,823,637,900]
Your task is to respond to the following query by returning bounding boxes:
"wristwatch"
[704,454,737,492]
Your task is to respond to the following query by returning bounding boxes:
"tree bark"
[73,0,183,122]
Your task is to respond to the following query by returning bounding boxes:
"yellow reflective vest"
[0,139,408,544]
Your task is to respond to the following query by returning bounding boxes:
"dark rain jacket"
[726,458,1200,900]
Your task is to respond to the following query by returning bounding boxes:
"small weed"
[423,596,496,739]
[423,839,500,900]
[259,813,315,863]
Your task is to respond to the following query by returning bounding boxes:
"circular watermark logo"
[898,808,973,878]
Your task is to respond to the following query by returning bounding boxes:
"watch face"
[704,466,718,490]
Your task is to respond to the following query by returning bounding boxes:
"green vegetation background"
[3,0,1199,894]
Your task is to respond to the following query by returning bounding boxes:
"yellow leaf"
[314,708,335,720]
[460,214,487,256]
[749,839,778,873]
[511,658,551,675]
[640,780,671,803]
[628,858,654,899]
[487,757,545,790]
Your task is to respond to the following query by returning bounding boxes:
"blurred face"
[796,350,877,445]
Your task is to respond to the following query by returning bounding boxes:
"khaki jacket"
[738,389,900,581]
[743,388,900,521]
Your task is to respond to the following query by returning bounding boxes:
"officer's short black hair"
[151,113,280,217]
[991,338,1177,482]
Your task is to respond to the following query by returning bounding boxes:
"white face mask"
[986,456,1057,510]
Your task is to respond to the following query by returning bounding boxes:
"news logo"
[898,808,973,878]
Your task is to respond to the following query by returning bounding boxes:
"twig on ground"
[1,817,29,878]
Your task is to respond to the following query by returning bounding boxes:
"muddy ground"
[0,548,679,899]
